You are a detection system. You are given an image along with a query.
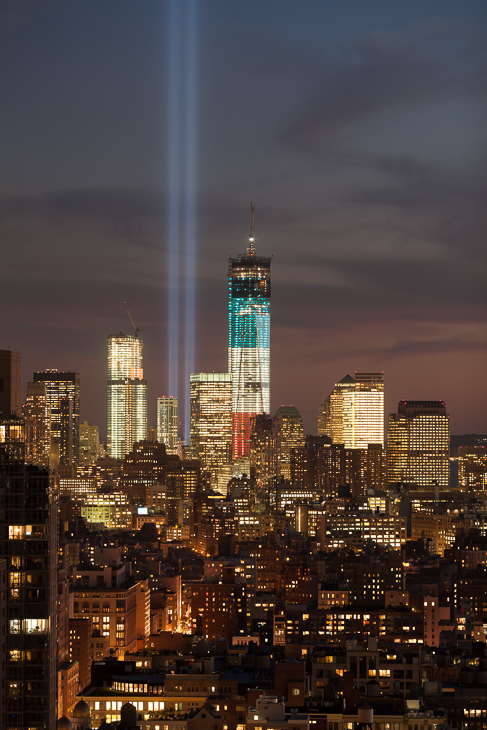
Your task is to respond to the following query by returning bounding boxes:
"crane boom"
[123,302,142,338]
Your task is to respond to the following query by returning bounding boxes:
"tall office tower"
[275,405,304,481]
[22,381,51,469]
[387,400,450,489]
[107,334,147,460]
[0,349,21,416]
[79,420,101,465]
[189,373,232,495]
[228,206,271,458]
[33,369,80,470]
[354,372,384,447]
[323,372,384,448]
[0,416,57,729]
[156,396,178,454]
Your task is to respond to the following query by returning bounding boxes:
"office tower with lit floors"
[228,205,271,458]
[190,373,232,494]
[322,372,384,449]
[0,416,57,730]
[107,334,147,459]
[387,400,450,489]
[157,396,178,454]
[33,369,80,471]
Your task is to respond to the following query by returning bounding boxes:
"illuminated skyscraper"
[354,372,384,448]
[190,373,232,494]
[107,334,147,460]
[387,400,450,488]
[228,205,271,458]
[322,372,384,449]
[33,369,80,470]
[157,396,178,454]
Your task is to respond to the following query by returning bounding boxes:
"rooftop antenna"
[123,302,142,338]
[248,202,255,255]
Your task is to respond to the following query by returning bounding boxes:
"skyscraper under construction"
[107,333,147,459]
[228,205,271,458]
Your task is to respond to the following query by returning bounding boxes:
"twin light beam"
[167,0,198,444]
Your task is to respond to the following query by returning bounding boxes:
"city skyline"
[1,1,486,437]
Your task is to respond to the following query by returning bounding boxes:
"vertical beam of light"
[167,0,182,403]
[182,0,198,443]
[166,1,198,446]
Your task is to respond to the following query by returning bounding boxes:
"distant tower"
[157,396,178,454]
[249,413,281,491]
[107,334,147,459]
[79,421,102,465]
[23,381,51,468]
[190,373,232,494]
[228,204,271,458]
[33,369,80,470]
[275,405,304,481]
[458,445,487,492]
[0,349,21,416]
[387,400,450,488]
[317,395,331,438]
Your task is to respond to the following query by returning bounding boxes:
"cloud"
[285,24,487,149]
[361,337,486,360]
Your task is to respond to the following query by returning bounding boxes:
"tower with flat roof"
[0,349,21,417]
[33,369,80,469]
[190,373,232,494]
[156,395,178,455]
[387,400,450,488]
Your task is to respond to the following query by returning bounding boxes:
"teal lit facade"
[228,252,271,458]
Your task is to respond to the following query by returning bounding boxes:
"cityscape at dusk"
[1,1,486,435]
[1,1,487,729]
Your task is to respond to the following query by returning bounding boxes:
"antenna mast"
[248,202,255,255]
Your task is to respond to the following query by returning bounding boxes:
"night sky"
[1,0,486,439]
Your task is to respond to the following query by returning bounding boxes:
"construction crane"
[123,302,142,338]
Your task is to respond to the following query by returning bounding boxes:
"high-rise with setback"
[228,205,271,458]
[320,372,384,449]
[107,334,147,459]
